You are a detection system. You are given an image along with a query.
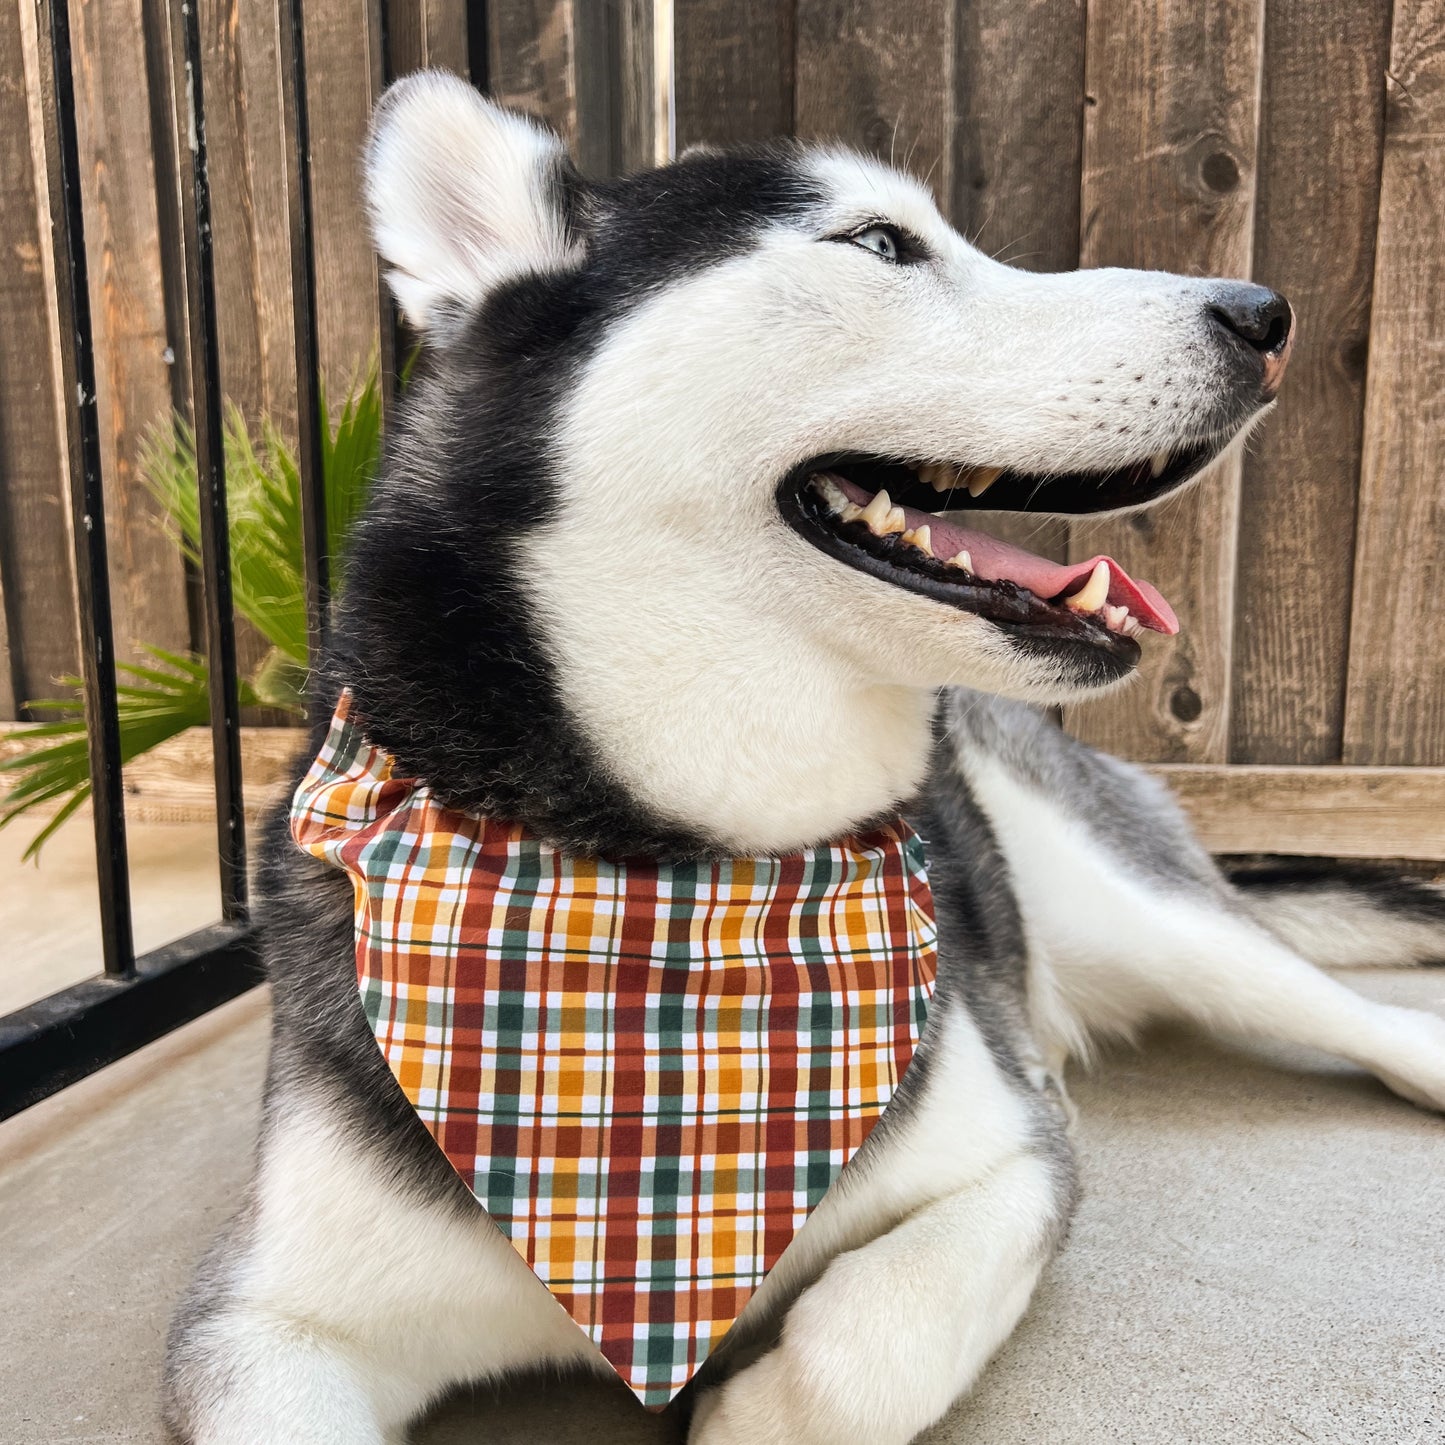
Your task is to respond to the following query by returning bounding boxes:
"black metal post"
[467,0,489,92]
[277,0,330,681]
[0,924,262,1119]
[168,0,248,921]
[34,0,135,978]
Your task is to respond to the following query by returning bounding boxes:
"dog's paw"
[686,1348,843,1445]
[1372,1005,1445,1113]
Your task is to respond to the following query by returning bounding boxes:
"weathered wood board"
[1343,0,1445,767]
[1,0,1442,868]
[1065,0,1266,764]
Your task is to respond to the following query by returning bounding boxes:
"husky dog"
[163,73,1445,1445]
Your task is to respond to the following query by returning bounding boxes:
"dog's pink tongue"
[834,478,1179,635]
[952,530,1179,635]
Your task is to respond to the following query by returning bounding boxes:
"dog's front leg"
[690,1149,1069,1445]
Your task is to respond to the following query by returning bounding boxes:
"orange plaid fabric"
[290,693,937,1406]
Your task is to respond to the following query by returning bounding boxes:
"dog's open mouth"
[779,446,1220,669]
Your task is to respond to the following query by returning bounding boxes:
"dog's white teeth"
[1065,559,1111,615]
[916,462,953,493]
[818,476,850,514]
[840,502,863,522]
[947,548,973,572]
[859,489,893,532]
[1150,450,1170,479]
[963,465,1003,500]
[1103,604,1127,631]
[902,525,933,556]
[857,488,908,535]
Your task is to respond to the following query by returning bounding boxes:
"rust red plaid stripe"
[291,693,937,1406]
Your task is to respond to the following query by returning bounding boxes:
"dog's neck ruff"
[291,693,938,1407]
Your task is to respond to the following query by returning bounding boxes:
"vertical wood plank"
[949,0,1086,561]
[617,0,659,170]
[673,0,792,149]
[794,0,952,198]
[1229,0,1392,764]
[387,0,470,77]
[0,0,78,715]
[196,0,299,435]
[302,0,383,382]
[486,0,628,177]
[487,0,581,140]
[71,0,192,662]
[951,0,1084,274]
[1064,0,1265,762]
[1344,0,1445,766]
[0,567,14,720]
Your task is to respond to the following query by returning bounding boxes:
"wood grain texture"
[794,0,951,195]
[196,0,299,435]
[70,0,192,663]
[951,0,1084,273]
[1229,0,1392,765]
[674,0,792,149]
[1,723,304,824]
[387,0,470,78]
[1152,764,1445,860]
[301,0,383,383]
[1064,0,1265,763]
[0,568,12,719]
[1343,0,1445,766]
[616,0,658,170]
[487,0,581,138]
[949,0,1085,562]
[0,0,78,717]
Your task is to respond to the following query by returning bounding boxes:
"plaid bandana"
[291,693,937,1407]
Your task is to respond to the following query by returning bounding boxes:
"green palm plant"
[0,359,382,859]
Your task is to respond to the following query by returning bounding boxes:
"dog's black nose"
[1206,284,1294,395]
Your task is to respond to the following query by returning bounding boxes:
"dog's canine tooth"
[1150,450,1170,479]
[1065,559,1111,614]
[902,525,933,556]
[859,489,894,532]
[964,465,1003,499]
[947,548,973,572]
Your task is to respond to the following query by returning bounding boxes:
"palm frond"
[1,641,253,860]
[6,359,384,859]
[140,357,384,664]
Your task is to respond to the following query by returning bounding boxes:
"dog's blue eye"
[852,225,902,263]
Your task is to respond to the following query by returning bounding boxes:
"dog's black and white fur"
[163,74,1445,1445]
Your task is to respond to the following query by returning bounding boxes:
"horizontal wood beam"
[5,726,1442,861]
[1151,764,1445,861]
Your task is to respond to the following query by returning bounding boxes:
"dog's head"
[341,74,1292,855]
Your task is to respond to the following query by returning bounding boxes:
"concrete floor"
[3,973,1443,1445]
[0,817,220,1015]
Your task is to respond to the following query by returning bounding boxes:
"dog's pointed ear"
[364,71,585,335]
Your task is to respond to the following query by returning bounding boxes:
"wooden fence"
[1,0,1442,858]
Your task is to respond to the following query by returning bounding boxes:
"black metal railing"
[0,0,653,1119]
[0,0,341,1117]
